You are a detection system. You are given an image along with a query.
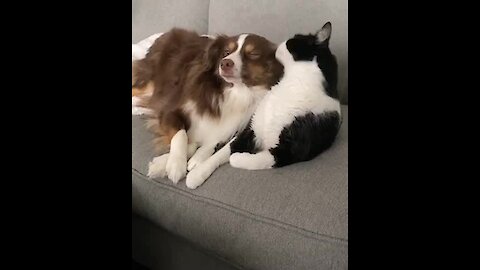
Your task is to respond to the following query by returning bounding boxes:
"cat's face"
[275,22,332,66]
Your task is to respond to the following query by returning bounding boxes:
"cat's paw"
[147,154,169,178]
[166,154,187,184]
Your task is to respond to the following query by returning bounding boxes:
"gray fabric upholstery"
[132,0,209,43]
[208,0,348,104]
[132,106,348,270]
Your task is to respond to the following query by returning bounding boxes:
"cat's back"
[251,62,340,149]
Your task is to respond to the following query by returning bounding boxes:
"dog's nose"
[220,59,234,70]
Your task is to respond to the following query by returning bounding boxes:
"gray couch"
[132,0,348,269]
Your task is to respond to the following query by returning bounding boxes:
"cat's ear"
[316,22,332,44]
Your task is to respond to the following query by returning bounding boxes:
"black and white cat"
[185,22,342,189]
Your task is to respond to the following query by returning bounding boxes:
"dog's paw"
[186,164,212,189]
[166,154,187,184]
[147,154,169,178]
[229,153,251,169]
[187,154,204,172]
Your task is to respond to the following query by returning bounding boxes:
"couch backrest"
[132,0,348,104]
[132,0,209,42]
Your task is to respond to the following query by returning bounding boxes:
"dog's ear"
[203,35,227,71]
[316,22,332,44]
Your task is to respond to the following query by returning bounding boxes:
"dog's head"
[204,34,284,89]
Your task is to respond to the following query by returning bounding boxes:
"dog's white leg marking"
[147,153,169,178]
[186,139,233,189]
[164,129,188,183]
[187,142,199,158]
[230,151,275,170]
[187,144,216,171]
[147,142,197,179]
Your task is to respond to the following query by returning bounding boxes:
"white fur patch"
[186,139,233,189]
[165,129,188,183]
[187,144,216,171]
[275,41,294,66]
[187,143,199,157]
[229,151,275,170]
[165,154,186,184]
[147,154,169,179]
[147,143,198,180]
[220,34,248,84]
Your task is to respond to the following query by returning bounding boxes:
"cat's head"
[275,22,333,65]
[275,22,338,98]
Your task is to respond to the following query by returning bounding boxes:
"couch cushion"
[208,0,348,104]
[132,106,348,270]
[132,0,209,43]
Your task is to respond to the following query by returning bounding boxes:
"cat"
[185,22,342,189]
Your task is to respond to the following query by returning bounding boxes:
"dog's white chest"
[185,85,266,146]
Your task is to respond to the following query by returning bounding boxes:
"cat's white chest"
[251,88,306,149]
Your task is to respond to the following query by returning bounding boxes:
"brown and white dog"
[132,28,283,188]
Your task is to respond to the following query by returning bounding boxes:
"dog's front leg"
[186,139,234,189]
[187,143,217,171]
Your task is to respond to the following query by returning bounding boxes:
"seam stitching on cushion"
[132,169,347,245]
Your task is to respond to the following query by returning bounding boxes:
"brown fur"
[132,28,283,153]
[239,35,284,88]
[132,81,153,98]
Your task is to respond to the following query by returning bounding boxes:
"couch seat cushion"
[132,106,348,270]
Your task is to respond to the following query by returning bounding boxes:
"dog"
[131,28,284,187]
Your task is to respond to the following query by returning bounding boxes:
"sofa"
[132,0,348,269]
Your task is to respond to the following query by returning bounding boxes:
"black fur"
[269,111,340,167]
[230,125,257,154]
